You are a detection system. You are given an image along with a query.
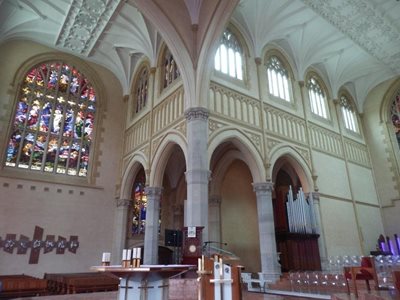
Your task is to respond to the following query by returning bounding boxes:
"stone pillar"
[184,107,210,242]
[253,182,281,282]
[143,187,163,264]
[112,199,132,264]
[309,192,329,270]
[208,195,222,244]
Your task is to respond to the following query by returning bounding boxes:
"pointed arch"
[150,131,187,187]
[269,145,313,192]
[120,151,149,199]
[208,128,265,183]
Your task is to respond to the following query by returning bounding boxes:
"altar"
[91,264,195,300]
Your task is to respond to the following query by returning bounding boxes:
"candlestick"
[198,258,201,271]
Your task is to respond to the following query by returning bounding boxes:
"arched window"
[266,56,291,101]
[5,61,96,177]
[307,76,328,119]
[214,29,244,80]
[163,48,180,89]
[131,170,147,236]
[340,95,358,133]
[134,67,149,114]
[390,92,400,149]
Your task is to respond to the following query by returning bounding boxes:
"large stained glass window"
[390,92,400,149]
[135,67,148,114]
[5,62,96,177]
[163,48,180,89]
[307,76,328,119]
[214,29,244,80]
[266,56,291,101]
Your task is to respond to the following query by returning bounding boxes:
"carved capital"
[116,199,133,207]
[252,181,274,193]
[298,80,305,88]
[150,67,156,74]
[123,94,129,103]
[332,98,339,106]
[255,57,262,65]
[144,186,163,197]
[184,107,209,122]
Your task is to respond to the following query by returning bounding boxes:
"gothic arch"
[150,132,187,187]
[208,128,265,183]
[269,145,313,192]
[120,152,149,199]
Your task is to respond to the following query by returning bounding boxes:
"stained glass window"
[390,93,400,149]
[340,95,358,133]
[132,181,147,235]
[163,48,180,89]
[307,76,328,119]
[5,61,96,177]
[266,56,291,101]
[135,67,148,114]
[214,29,244,80]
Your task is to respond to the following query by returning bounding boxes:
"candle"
[127,249,132,261]
[219,258,223,276]
[102,252,110,262]
[133,248,137,259]
[137,247,141,259]
[122,249,127,260]
[198,258,201,271]
[201,255,205,271]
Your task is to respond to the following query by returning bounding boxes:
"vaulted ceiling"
[1,0,400,112]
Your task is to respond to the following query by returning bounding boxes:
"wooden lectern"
[182,226,203,265]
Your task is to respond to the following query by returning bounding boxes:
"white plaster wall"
[347,163,379,205]
[320,198,362,255]
[0,40,124,277]
[381,201,400,237]
[313,152,351,199]
[355,204,385,254]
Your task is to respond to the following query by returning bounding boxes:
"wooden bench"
[0,274,48,299]
[44,272,118,294]
[394,271,400,292]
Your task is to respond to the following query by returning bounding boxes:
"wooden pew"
[394,271,400,292]
[0,275,48,299]
[44,272,118,294]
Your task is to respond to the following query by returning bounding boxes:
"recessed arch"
[150,131,187,187]
[208,128,265,183]
[269,145,313,192]
[120,151,149,199]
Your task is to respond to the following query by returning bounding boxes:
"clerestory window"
[134,67,149,115]
[163,48,180,89]
[214,29,244,80]
[266,56,291,101]
[340,95,358,133]
[307,76,328,119]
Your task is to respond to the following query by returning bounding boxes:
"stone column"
[143,187,163,264]
[184,107,210,242]
[308,192,329,270]
[208,195,222,245]
[112,199,132,264]
[253,182,281,282]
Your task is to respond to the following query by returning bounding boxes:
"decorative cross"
[0,226,79,264]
